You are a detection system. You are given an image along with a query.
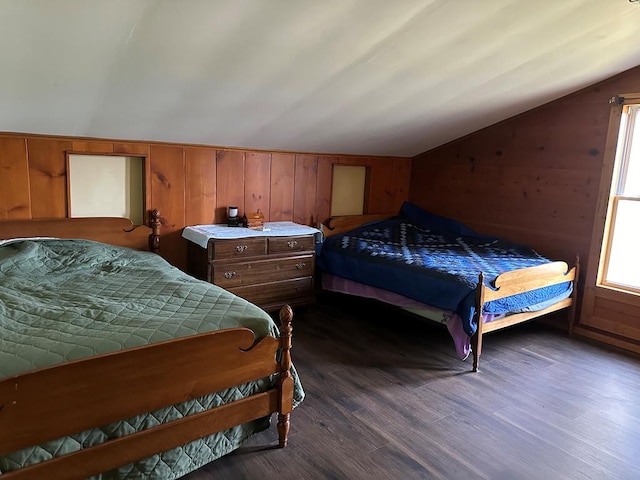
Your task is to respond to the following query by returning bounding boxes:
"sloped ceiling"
[1,0,640,157]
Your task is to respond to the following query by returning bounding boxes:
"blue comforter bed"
[316,202,572,337]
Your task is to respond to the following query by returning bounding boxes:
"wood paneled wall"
[410,64,640,337]
[0,133,410,270]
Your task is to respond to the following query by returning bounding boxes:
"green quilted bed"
[0,238,305,479]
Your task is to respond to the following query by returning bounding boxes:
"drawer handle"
[287,240,298,248]
[235,244,248,252]
[295,263,306,270]
[224,271,236,279]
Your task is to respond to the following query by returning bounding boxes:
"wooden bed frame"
[323,214,579,372]
[0,212,295,479]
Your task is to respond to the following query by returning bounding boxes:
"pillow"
[399,201,477,236]
[0,237,59,247]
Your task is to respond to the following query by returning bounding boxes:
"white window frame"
[597,101,640,294]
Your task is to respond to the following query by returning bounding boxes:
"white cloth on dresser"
[182,221,321,248]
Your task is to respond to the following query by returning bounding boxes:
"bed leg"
[277,305,294,448]
[567,255,580,336]
[472,274,485,372]
[277,413,291,448]
[472,332,482,372]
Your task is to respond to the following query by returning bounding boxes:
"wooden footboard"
[471,257,579,372]
[0,306,295,480]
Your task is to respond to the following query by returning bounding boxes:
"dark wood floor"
[185,294,640,480]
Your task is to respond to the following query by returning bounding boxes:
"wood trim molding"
[579,101,624,326]
[573,325,640,356]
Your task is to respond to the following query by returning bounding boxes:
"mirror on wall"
[66,153,145,225]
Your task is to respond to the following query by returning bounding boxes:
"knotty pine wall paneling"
[367,157,395,214]
[185,147,216,226]
[149,145,186,269]
[293,154,318,226]
[26,138,71,218]
[0,132,411,272]
[315,156,336,223]
[215,150,245,224]
[390,157,412,211]
[0,137,30,219]
[244,152,271,220]
[269,153,295,221]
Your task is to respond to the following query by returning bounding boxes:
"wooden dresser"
[184,223,318,312]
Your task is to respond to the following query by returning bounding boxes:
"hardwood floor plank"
[494,404,636,478]
[425,412,588,480]
[352,401,490,480]
[324,364,447,421]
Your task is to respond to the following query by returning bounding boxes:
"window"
[600,103,640,292]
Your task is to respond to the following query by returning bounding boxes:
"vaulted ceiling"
[2,0,640,157]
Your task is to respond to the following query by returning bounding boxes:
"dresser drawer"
[268,235,315,254]
[228,277,313,306]
[209,238,267,260]
[212,255,314,288]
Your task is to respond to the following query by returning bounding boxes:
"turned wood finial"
[148,209,161,253]
[325,217,336,232]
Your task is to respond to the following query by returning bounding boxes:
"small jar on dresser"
[183,221,320,312]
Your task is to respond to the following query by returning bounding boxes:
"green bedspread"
[0,239,304,479]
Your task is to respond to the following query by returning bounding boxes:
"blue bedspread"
[317,204,572,336]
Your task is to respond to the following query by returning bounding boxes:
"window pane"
[622,107,640,196]
[605,199,640,289]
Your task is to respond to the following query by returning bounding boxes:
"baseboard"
[572,325,640,357]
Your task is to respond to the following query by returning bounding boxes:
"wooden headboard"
[321,213,395,237]
[0,210,161,252]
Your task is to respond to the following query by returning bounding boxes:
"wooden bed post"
[148,209,161,253]
[277,305,294,448]
[472,272,486,372]
[567,255,580,336]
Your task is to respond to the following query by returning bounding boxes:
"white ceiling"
[2,0,640,157]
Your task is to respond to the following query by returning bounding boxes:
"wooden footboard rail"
[471,257,579,372]
[0,306,295,480]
